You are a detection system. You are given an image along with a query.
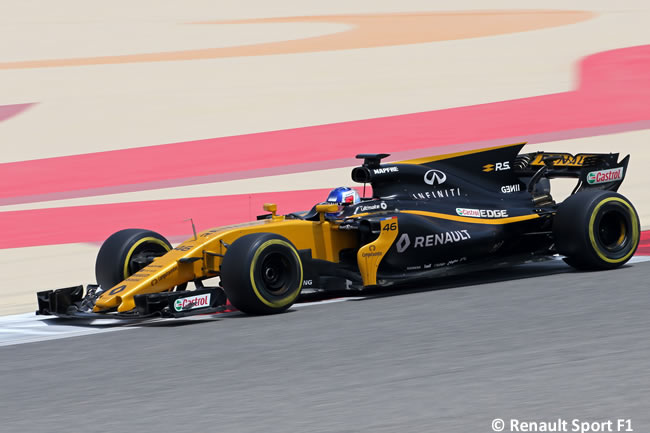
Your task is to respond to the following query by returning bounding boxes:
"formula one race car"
[36,142,640,319]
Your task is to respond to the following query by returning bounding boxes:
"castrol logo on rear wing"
[587,167,623,185]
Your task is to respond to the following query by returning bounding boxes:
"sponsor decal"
[411,188,461,200]
[200,228,221,238]
[587,167,623,184]
[173,293,211,312]
[373,166,399,174]
[353,201,388,214]
[413,230,471,247]
[490,240,505,253]
[530,153,595,167]
[342,191,357,204]
[445,257,466,266]
[107,285,126,296]
[361,244,382,258]
[433,257,467,268]
[338,223,358,231]
[501,184,521,193]
[396,230,471,253]
[456,208,509,218]
[150,266,177,286]
[482,161,510,172]
[423,169,447,185]
[302,280,313,286]
[396,233,411,253]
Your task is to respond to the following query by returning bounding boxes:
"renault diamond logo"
[423,169,446,185]
[396,233,411,253]
[482,164,495,172]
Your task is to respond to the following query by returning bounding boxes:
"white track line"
[0,297,364,347]
[0,313,135,347]
[629,256,650,264]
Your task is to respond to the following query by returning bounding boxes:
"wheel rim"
[127,242,169,276]
[597,209,629,252]
[260,252,292,296]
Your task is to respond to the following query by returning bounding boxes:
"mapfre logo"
[423,169,446,185]
[483,161,510,172]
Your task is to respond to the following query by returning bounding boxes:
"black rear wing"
[514,151,629,193]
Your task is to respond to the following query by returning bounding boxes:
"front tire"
[220,233,303,315]
[95,229,172,290]
[553,190,640,270]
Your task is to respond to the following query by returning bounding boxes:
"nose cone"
[93,293,121,312]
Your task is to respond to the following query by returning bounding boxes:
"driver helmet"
[325,187,360,218]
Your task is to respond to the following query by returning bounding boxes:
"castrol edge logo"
[587,167,623,184]
[456,208,508,218]
[173,293,211,312]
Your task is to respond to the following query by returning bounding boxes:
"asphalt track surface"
[2,260,649,433]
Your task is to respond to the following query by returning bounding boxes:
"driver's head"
[325,187,360,217]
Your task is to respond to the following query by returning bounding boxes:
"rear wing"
[514,151,630,193]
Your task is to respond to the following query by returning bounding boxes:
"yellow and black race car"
[36,143,640,319]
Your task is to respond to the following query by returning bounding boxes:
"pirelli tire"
[553,190,640,270]
[95,229,172,290]
[220,233,303,315]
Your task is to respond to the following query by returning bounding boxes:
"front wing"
[36,285,228,319]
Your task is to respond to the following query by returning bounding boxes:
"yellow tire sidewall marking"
[588,197,639,264]
[123,237,171,280]
[249,239,303,308]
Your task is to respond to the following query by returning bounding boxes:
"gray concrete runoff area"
[1,259,649,433]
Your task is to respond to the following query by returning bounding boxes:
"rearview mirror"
[315,204,338,214]
[315,204,338,223]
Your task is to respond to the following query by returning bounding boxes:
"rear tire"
[220,233,303,315]
[553,190,640,270]
[95,229,172,290]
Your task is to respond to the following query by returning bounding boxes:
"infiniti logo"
[423,169,447,185]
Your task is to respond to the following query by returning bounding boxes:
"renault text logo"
[423,169,446,185]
